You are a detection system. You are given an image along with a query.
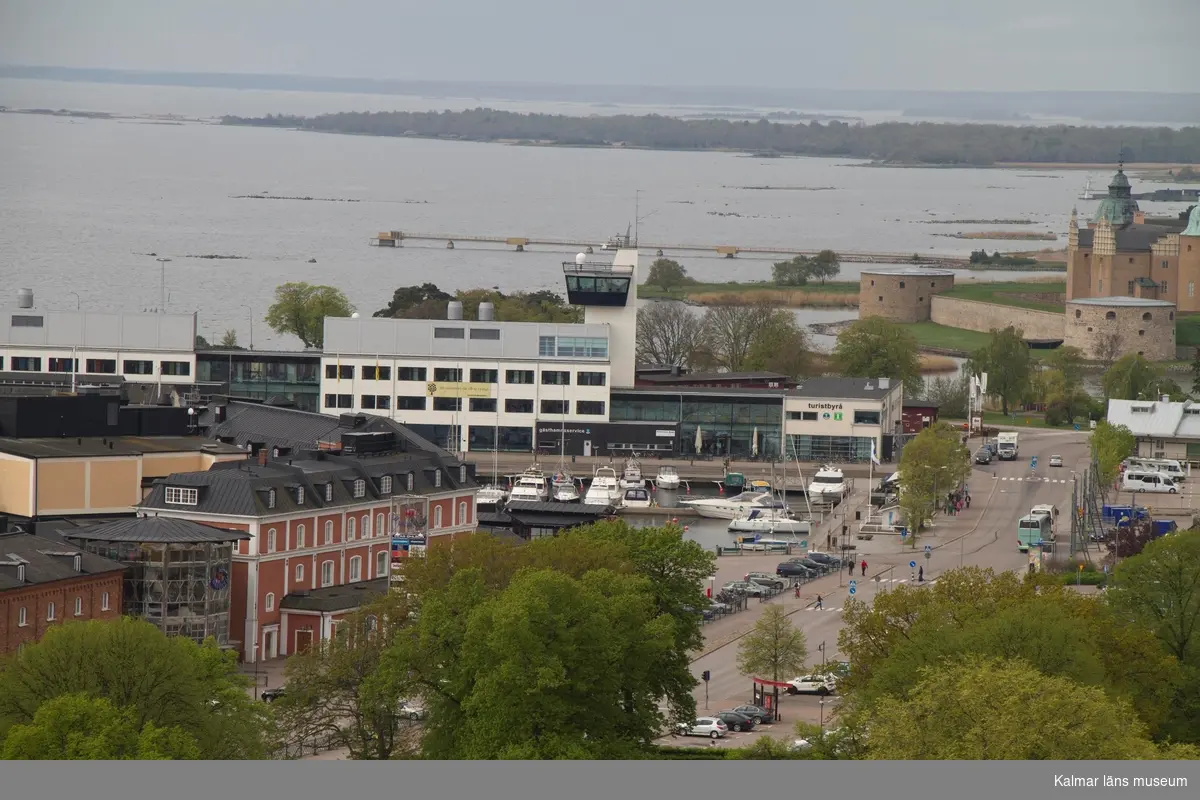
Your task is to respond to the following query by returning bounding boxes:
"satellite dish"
[575,252,586,265]
[351,312,360,319]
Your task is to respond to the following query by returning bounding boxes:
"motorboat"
[731,535,795,552]
[655,466,681,490]
[619,459,646,490]
[584,466,621,505]
[679,490,784,520]
[509,468,549,502]
[806,466,846,501]
[620,487,652,509]
[475,484,509,509]
[728,508,811,535]
[551,472,580,503]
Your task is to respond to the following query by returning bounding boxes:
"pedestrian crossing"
[998,477,1069,483]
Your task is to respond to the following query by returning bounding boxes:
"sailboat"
[551,402,579,502]
[475,420,509,510]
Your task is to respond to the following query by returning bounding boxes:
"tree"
[771,256,811,286]
[1192,348,1200,397]
[967,326,1032,415]
[896,422,971,535]
[809,250,841,284]
[918,375,969,419]
[217,329,240,349]
[373,283,452,318]
[701,303,800,373]
[635,302,705,368]
[194,334,210,349]
[834,317,921,390]
[736,605,809,683]
[1108,530,1200,665]
[1,694,201,760]
[0,617,268,759]
[743,311,811,378]
[1042,345,1086,391]
[1096,331,1124,370]
[264,282,354,349]
[645,258,691,292]
[1090,420,1136,490]
[864,657,1162,759]
[456,288,581,323]
[1106,517,1159,561]
[1102,353,1181,400]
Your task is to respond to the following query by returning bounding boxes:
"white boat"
[551,472,580,503]
[476,484,509,509]
[620,487,652,509]
[619,459,646,490]
[1078,177,1099,200]
[584,466,621,505]
[806,466,846,502]
[679,490,783,520]
[655,466,681,490]
[728,508,811,535]
[731,535,795,552]
[509,468,549,502]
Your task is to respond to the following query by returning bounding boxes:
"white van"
[1122,470,1179,494]
[1127,458,1187,482]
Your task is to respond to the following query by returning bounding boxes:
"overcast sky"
[1,0,1196,92]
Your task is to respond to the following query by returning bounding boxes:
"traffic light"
[702,670,711,682]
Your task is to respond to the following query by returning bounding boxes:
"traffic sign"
[848,580,857,596]
[909,560,917,569]
[848,585,856,595]
[899,528,907,539]
[924,544,932,554]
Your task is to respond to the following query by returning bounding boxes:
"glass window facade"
[610,393,782,458]
[538,336,608,358]
[197,354,321,412]
[468,425,534,452]
[786,435,875,463]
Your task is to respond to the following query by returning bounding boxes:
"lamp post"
[819,697,827,734]
[67,291,80,310]
[242,305,254,350]
[156,258,172,313]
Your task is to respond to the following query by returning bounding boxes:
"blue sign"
[848,585,856,595]
[899,528,907,539]
[1074,424,1080,431]
[849,580,857,590]
[1031,457,1038,468]
[909,560,917,569]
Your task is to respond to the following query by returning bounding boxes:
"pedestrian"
[860,559,867,577]
[795,584,801,599]
[826,533,832,550]
[918,565,924,582]
[849,560,855,577]
[816,594,823,610]
[966,494,971,509]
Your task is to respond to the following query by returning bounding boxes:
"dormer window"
[324,483,333,502]
[459,465,467,482]
[406,473,414,491]
[267,489,277,509]
[434,471,442,488]
[165,487,198,506]
[296,487,305,505]
[353,479,366,498]
[381,475,393,494]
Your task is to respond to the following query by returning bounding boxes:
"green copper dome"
[1184,204,1200,237]
[1092,167,1139,226]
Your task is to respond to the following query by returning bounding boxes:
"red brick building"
[0,532,125,654]
[901,403,940,434]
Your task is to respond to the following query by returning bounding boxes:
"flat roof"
[786,376,900,400]
[0,436,243,459]
[860,267,955,277]
[1067,297,1175,307]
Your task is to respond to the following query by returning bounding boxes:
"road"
[680,428,1095,746]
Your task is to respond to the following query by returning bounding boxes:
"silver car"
[1048,454,1063,467]
[677,717,728,740]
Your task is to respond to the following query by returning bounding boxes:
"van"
[1122,470,1179,494]
[1127,458,1187,482]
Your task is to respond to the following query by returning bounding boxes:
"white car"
[677,717,728,739]
[787,675,835,696]
[399,700,427,720]
[1048,455,1063,467]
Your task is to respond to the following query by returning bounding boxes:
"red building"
[138,428,477,663]
[901,403,940,434]
[0,532,124,654]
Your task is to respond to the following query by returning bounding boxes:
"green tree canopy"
[635,302,706,368]
[967,326,1032,415]
[645,258,692,292]
[1102,353,1181,400]
[737,605,809,683]
[896,422,971,535]
[771,255,812,286]
[809,250,841,284]
[1090,420,1136,490]
[264,281,354,348]
[1,694,201,760]
[1108,530,1200,666]
[834,317,921,390]
[373,284,581,323]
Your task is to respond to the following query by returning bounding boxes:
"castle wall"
[858,272,955,323]
[929,297,1064,340]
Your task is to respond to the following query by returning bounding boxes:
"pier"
[370,230,969,266]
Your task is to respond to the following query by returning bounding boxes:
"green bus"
[1017,514,1052,553]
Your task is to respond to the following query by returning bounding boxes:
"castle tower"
[1092,164,1140,227]
[1180,204,1200,312]
[1092,218,1116,296]
[1066,207,1083,300]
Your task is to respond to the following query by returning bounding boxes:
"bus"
[1017,514,1052,553]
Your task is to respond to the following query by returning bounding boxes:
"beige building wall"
[0,456,33,517]
[87,458,141,510]
[1064,301,1176,361]
[1180,236,1200,313]
[858,272,955,323]
[929,297,1064,340]
[36,461,87,513]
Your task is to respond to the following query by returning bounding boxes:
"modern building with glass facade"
[609,388,785,459]
[196,349,321,412]
[783,377,905,463]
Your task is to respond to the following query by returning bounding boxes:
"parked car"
[677,717,728,739]
[723,580,769,597]
[975,448,992,464]
[805,552,842,569]
[730,705,772,725]
[787,675,835,696]
[682,604,716,621]
[714,710,757,732]
[260,687,287,703]
[1048,454,1063,467]
[776,561,817,579]
[744,572,787,590]
[399,700,427,720]
[792,557,830,574]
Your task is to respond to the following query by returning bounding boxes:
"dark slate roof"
[0,371,123,386]
[0,532,125,591]
[503,501,616,516]
[0,436,241,459]
[1076,224,1177,252]
[786,376,900,400]
[67,517,250,543]
[476,511,512,527]
[639,371,793,385]
[279,577,389,612]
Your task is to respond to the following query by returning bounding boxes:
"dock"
[370,230,969,266]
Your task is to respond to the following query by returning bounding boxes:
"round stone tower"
[859,268,956,322]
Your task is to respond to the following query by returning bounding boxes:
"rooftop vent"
[17,288,33,309]
[478,301,495,321]
[878,377,891,390]
[447,300,464,321]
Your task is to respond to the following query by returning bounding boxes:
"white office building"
[1107,398,1200,464]
[783,377,905,462]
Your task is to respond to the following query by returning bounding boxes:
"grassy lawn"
[637,280,859,300]
[939,280,1066,312]
[1177,314,1200,347]
[942,412,1080,430]
[901,321,995,353]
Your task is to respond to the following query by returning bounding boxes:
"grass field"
[637,280,860,307]
[1177,315,1200,347]
[939,280,1066,312]
[901,322,995,353]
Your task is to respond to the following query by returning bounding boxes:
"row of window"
[16,593,110,626]
[325,365,606,386]
[538,336,608,359]
[6,357,189,375]
[787,410,882,425]
[263,552,392,605]
[326,394,606,415]
[263,503,468,555]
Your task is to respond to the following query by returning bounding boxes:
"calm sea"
[3,79,1191,349]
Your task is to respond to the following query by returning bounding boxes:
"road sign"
[909,560,917,569]
[1031,457,1038,468]
[899,528,907,539]
[924,551,931,560]
[848,580,857,596]
[1074,424,1080,431]
[924,544,932,554]
[799,540,808,551]
[848,585,856,595]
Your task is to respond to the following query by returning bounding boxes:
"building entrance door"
[264,628,278,660]
[583,440,592,456]
[294,628,313,655]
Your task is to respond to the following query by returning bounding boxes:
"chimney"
[16,563,25,583]
[447,300,464,321]
[73,553,82,572]
[258,448,268,466]
[17,288,33,309]
[878,377,891,390]
[1134,211,1146,224]
[478,301,495,321]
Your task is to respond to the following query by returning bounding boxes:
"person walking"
[815,594,823,610]
[860,559,867,577]
[849,559,855,577]
[918,565,924,582]
[795,584,801,599]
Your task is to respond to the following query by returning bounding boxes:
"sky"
[1,0,1196,92]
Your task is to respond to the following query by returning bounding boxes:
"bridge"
[369,230,969,266]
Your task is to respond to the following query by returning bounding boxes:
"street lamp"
[155,258,172,313]
[242,305,254,350]
[67,291,80,310]
[818,697,827,734]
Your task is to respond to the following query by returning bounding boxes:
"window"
[1162,281,1169,294]
[48,357,78,372]
[434,470,442,488]
[360,395,391,410]
[361,395,377,409]
[85,358,116,373]
[506,370,535,384]
[1099,279,1103,292]
[349,556,362,582]
[434,506,444,528]
[576,400,605,415]
[324,483,333,501]
[469,397,497,412]
[917,297,923,302]
[46,602,56,621]
[577,371,607,386]
[506,398,534,414]
[11,314,43,328]
[265,592,275,612]
[381,475,393,493]
[459,501,468,524]
[434,367,462,382]
[352,479,366,498]
[853,410,881,425]
[18,606,27,626]
[1105,311,1116,320]
[325,394,353,409]
[433,397,462,411]
[344,518,353,542]
[362,365,391,380]
[160,361,190,376]
[406,473,415,491]
[1128,280,1135,294]
[362,514,371,538]
[434,327,465,339]
[295,563,305,582]
[470,369,498,383]
[266,528,277,553]
[296,487,305,505]
[1190,282,1195,298]
[539,335,556,357]
[555,337,607,358]
[10,356,41,371]
[398,367,426,381]
[377,550,389,578]
[325,364,354,379]
[1074,309,1082,319]
[164,486,198,505]
[541,371,570,385]
[470,328,500,340]
[377,513,386,538]
[323,520,333,544]
[460,465,467,482]
[100,592,109,611]
[297,524,306,548]
[541,399,568,414]
[267,489,277,509]
[396,395,427,410]
[74,596,82,616]
[321,561,334,587]
[1143,312,1153,321]
[1139,330,1145,336]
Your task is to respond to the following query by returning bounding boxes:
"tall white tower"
[563,248,639,388]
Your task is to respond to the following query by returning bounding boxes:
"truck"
[997,432,1019,460]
